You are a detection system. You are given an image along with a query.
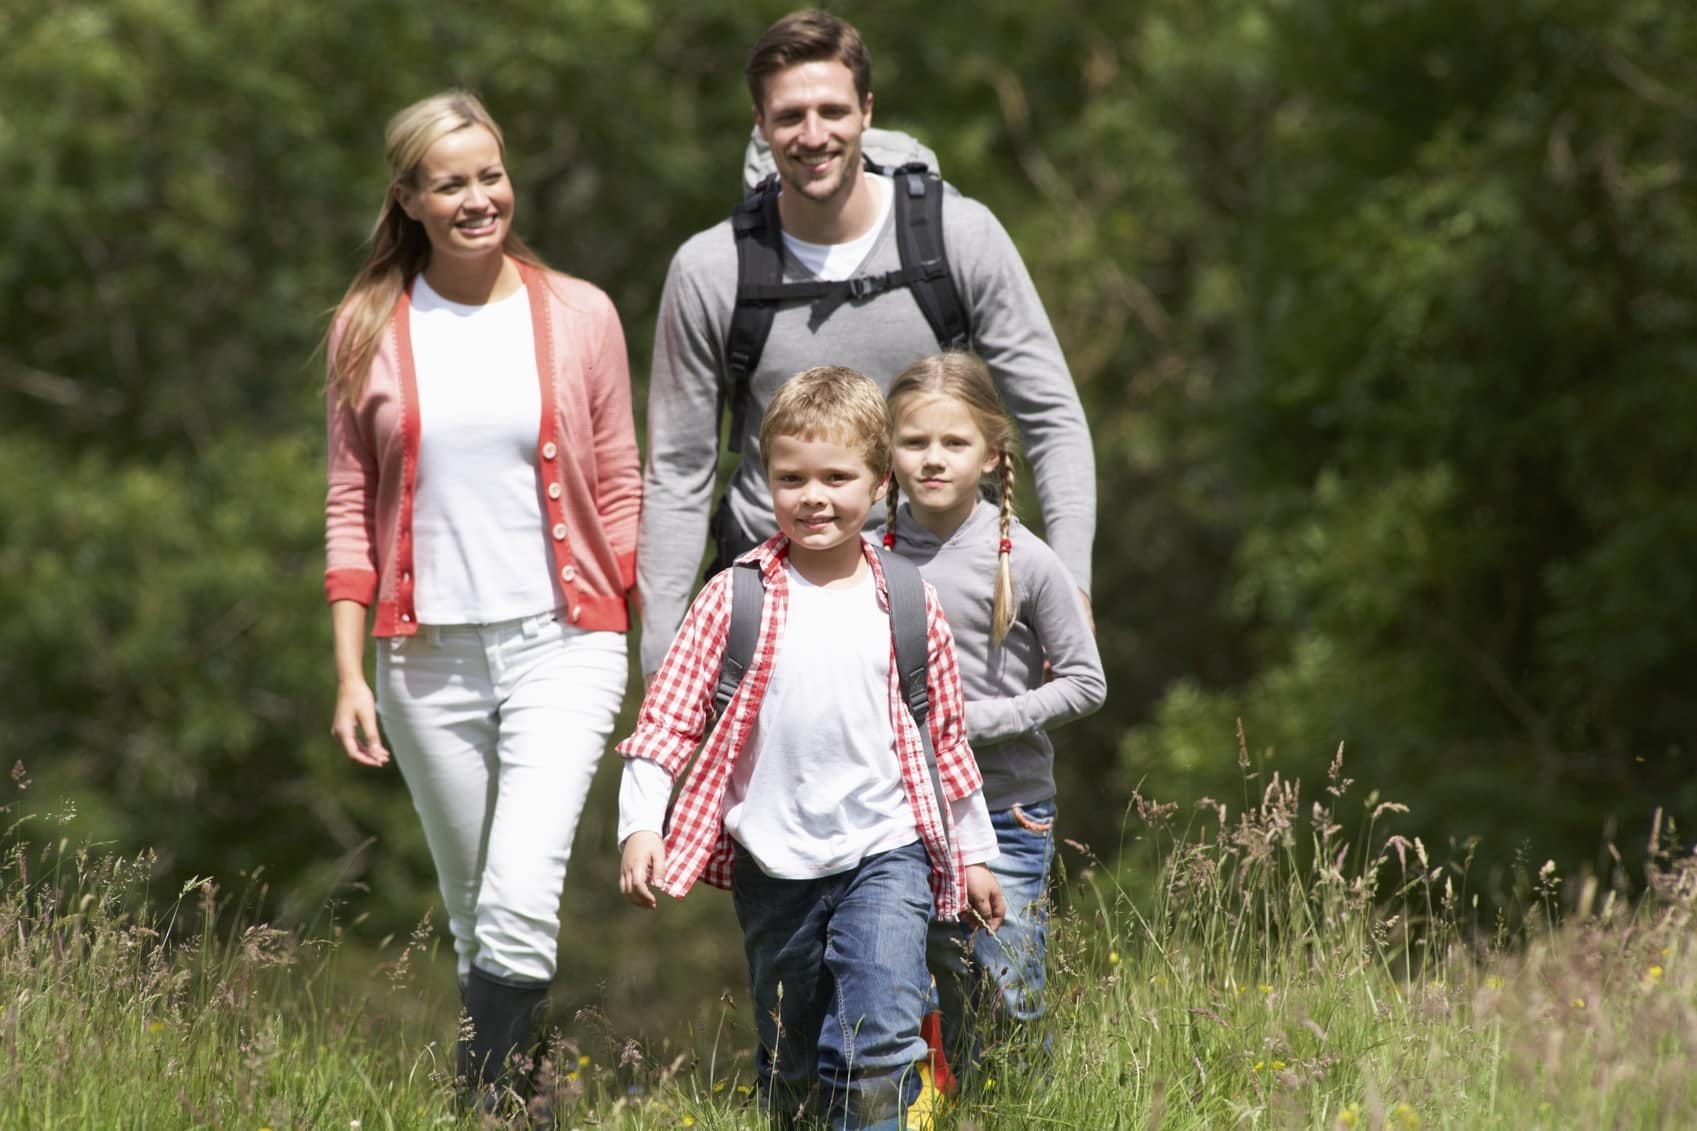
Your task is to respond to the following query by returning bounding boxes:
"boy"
[618,366,1005,1130]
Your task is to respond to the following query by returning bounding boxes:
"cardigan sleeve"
[323,322,380,606]
[584,288,643,594]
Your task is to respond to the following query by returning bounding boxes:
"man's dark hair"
[745,9,872,113]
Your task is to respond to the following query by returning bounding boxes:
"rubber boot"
[458,966,551,1115]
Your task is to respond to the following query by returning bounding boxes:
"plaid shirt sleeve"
[617,571,732,776]
[923,581,983,802]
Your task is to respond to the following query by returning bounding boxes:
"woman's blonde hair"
[326,90,547,404]
[885,351,1020,645]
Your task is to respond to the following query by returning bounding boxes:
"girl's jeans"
[926,798,1056,1077]
[376,611,627,984]
[732,840,932,1131]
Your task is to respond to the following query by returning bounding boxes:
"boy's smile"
[765,431,887,580]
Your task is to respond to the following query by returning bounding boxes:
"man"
[639,8,1096,674]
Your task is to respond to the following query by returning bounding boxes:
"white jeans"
[376,611,627,983]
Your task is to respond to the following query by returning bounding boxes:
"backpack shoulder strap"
[712,558,766,721]
[724,176,786,454]
[876,547,951,854]
[890,167,972,351]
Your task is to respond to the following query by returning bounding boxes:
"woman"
[323,90,639,1107]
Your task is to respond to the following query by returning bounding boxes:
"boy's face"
[766,431,887,560]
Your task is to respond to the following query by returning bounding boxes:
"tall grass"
[4,742,1694,1129]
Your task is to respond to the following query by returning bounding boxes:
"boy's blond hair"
[760,366,892,479]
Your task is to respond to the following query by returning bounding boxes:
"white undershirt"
[409,275,557,625]
[781,173,894,281]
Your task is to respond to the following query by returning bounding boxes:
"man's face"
[755,60,873,210]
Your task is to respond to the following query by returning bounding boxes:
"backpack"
[710,547,951,855]
[721,127,973,454]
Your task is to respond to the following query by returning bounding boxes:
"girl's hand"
[964,864,1006,934]
[620,831,667,909]
[332,678,390,767]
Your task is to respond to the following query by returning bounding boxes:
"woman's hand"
[332,677,389,767]
[329,600,387,767]
[620,831,667,909]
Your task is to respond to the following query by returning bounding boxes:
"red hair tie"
[883,531,897,549]
[998,538,1012,554]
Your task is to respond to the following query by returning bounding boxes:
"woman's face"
[397,124,514,264]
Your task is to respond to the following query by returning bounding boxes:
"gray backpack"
[711,547,951,855]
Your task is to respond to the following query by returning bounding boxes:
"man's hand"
[964,863,1006,934]
[620,831,667,910]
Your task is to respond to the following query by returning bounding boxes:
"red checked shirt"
[617,535,982,920]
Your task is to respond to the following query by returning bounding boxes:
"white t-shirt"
[409,275,557,625]
[781,174,894,281]
[721,564,917,878]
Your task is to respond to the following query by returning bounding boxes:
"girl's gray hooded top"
[886,499,1106,811]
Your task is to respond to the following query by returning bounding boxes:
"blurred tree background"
[3,0,1694,1036]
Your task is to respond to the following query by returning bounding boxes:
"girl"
[324,90,640,1111]
[882,351,1106,1081]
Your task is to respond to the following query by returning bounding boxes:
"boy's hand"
[964,864,1006,934]
[620,831,666,910]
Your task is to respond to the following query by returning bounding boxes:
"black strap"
[721,161,973,455]
[875,547,950,853]
[890,169,971,351]
[724,177,785,454]
[710,550,950,856]
[711,558,766,723]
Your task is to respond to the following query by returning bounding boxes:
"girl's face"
[397,125,514,265]
[891,394,1000,535]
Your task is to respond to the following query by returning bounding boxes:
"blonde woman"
[323,90,639,1109]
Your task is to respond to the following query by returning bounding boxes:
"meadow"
[4,745,1693,1130]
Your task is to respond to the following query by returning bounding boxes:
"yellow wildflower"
[1484,975,1503,991]
[1271,1060,1286,1070]
[1259,984,1274,995]
[714,1080,727,1093]
[1253,1061,1265,1073]
[682,1118,696,1128]
[1390,1101,1421,1128]
[737,1084,754,1096]
[1108,950,1120,966]
[1339,1103,1362,1128]
[146,1020,165,1035]
[578,1053,591,1067]
[1649,965,1664,981]
[1571,997,1585,1009]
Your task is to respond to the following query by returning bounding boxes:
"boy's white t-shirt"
[408,275,557,624]
[721,563,917,878]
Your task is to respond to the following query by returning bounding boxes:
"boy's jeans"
[731,840,931,1130]
[927,799,1056,1076]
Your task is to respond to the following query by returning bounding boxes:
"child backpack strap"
[709,550,952,856]
[874,546,954,858]
[711,557,767,722]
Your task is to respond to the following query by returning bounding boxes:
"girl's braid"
[991,450,1017,646]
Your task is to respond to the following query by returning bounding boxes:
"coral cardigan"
[324,262,641,637]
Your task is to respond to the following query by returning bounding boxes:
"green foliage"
[2,0,1693,985]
